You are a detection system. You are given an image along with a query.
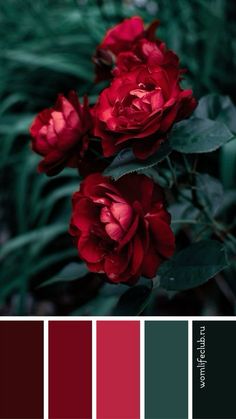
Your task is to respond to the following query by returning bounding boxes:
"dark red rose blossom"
[94,16,159,82]
[30,91,92,176]
[69,173,175,284]
[93,64,197,159]
[99,16,144,54]
[113,38,180,77]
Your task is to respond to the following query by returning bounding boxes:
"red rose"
[94,16,158,82]
[99,16,144,55]
[69,173,175,284]
[30,91,92,176]
[114,38,180,77]
[93,65,197,159]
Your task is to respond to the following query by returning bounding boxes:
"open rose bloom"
[93,64,196,159]
[30,91,92,176]
[69,174,175,284]
[93,17,196,159]
[30,16,198,285]
[93,16,158,82]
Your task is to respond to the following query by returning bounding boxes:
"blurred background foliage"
[0,0,236,315]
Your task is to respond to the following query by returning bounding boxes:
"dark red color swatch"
[97,321,140,419]
[49,321,92,419]
[0,321,43,419]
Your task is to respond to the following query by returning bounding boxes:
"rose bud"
[30,91,92,176]
[93,64,197,159]
[69,173,175,284]
[93,16,159,82]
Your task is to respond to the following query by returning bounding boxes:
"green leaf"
[169,117,233,154]
[217,190,236,216]
[169,200,200,233]
[104,141,172,180]
[39,262,88,287]
[158,240,228,290]
[194,94,236,134]
[0,224,67,259]
[144,167,174,188]
[2,50,93,81]
[70,296,119,316]
[194,95,236,189]
[0,114,34,135]
[196,173,224,215]
[220,138,236,189]
[30,249,78,277]
[112,284,152,315]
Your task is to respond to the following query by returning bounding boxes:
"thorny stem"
[192,156,199,174]
[186,169,236,252]
[166,156,178,186]
[182,154,191,173]
[173,156,236,252]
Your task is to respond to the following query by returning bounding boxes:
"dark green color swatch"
[193,321,236,419]
[145,321,188,419]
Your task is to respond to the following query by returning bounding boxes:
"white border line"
[92,319,97,419]
[2,316,236,321]
[140,319,145,419]
[44,320,49,419]
[188,320,193,419]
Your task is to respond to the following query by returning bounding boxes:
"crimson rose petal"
[93,16,159,82]
[93,65,197,159]
[30,91,92,176]
[69,173,175,284]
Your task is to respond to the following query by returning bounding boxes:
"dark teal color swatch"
[145,321,188,419]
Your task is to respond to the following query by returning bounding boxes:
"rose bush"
[69,173,175,284]
[29,15,231,302]
[93,64,196,159]
[30,91,92,176]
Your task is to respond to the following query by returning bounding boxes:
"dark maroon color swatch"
[49,321,92,419]
[0,321,43,419]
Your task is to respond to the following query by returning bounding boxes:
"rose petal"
[105,222,124,241]
[104,248,130,281]
[131,234,144,275]
[147,214,175,258]
[73,197,100,233]
[141,243,162,278]
[110,202,133,230]
[78,234,105,263]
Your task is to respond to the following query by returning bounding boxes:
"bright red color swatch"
[0,321,43,419]
[97,321,140,419]
[49,321,92,419]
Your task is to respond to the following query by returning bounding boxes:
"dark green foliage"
[104,142,171,180]
[158,240,228,291]
[169,117,233,153]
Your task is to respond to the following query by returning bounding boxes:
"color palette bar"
[145,321,188,419]
[1,319,236,419]
[49,321,92,419]
[97,321,140,419]
[0,321,43,419]
[193,321,236,419]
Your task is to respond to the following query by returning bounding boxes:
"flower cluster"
[30,16,197,284]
